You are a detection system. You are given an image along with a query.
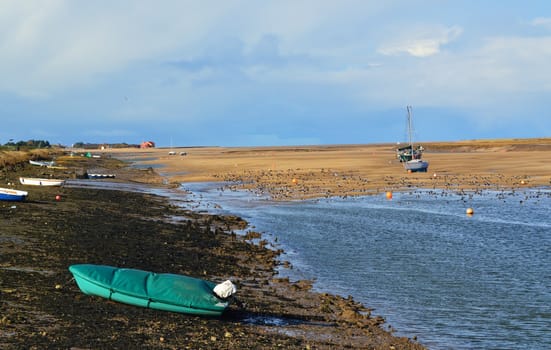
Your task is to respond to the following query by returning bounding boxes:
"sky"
[2,1,551,147]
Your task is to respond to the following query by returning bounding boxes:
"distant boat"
[0,187,28,201]
[86,173,116,179]
[29,160,55,167]
[69,264,236,316]
[402,106,429,173]
[19,177,65,186]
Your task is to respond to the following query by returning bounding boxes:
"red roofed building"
[140,141,155,148]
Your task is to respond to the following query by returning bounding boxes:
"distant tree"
[1,139,51,150]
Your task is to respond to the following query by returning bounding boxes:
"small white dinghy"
[19,177,65,186]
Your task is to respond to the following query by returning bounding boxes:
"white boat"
[403,106,429,173]
[87,173,116,179]
[29,160,55,167]
[19,177,65,186]
[0,187,28,201]
[404,158,429,172]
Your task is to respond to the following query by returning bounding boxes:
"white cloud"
[279,28,551,127]
[378,25,463,57]
[0,1,234,97]
[365,33,551,123]
[0,1,394,102]
[2,1,550,143]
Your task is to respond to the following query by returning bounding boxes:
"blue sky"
[2,1,551,147]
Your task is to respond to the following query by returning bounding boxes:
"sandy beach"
[111,138,551,200]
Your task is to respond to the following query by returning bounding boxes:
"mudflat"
[111,138,551,199]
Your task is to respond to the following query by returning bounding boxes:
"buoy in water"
[292,178,298,185]
[55,195,61,201]
[385,191,393,200]
[466,207,474,215]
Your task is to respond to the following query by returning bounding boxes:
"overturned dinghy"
[68,264,236,316]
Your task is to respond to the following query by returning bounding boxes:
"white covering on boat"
[213,280,237,299]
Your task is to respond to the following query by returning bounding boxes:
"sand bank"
[110,139,551,200]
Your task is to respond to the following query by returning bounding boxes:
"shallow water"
[179,183,551,350]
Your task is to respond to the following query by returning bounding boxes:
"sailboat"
[168,136,176,155]
[402,106,429,172]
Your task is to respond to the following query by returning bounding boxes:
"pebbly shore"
[0,154,425,349]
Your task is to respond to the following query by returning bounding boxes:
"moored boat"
[402,106,429,172]
[68,264,236,316]
[86,173,116,179]
[0,187,28,201]
[19,177,65,186]
[29,160,55,167]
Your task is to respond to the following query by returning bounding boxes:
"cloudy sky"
[2,1,551,147]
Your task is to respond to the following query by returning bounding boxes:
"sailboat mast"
[402,105,428,172]
[407,105,413,151]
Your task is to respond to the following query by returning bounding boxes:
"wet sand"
[111,139,551,200]
[1,154,424,349]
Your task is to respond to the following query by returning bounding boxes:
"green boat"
[68,264,236,316]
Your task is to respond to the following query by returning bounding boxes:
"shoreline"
[109,141,551,201]
[1,153,424,349]
[4,139,550,348]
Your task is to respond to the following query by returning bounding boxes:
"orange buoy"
[385,191,393,200]
[466,207,474,215]
[292,178,298,185]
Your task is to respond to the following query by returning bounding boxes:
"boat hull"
[0,188,28,201]
[19,177,65,186]
[29,160,55,167]
[68,264,230,316]
[405,159,429,172]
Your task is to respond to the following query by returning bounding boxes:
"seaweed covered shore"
[0,154,424,349]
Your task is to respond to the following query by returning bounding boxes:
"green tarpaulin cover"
[69,264,230,316]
